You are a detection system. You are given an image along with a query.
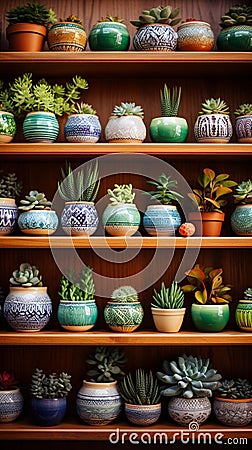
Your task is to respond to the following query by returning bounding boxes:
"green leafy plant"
[6,2,57,29]
[160,85,181,117]
[98,15,125,23]
[0,80,15,114]
[112,102,144,119]
[58,161,100,202]
[86,346,126,382]
[111,286,138,303]
[199,98,230,115]
[10,262,43,288]
[59,266,95,301]
[216,378,252,399]
[146,173,183,205]
[157,354,222,398]
[18,190,52,211]
[0,371,18,390]
[244,287,252,299]
[74,102,97,115]
[220,5,252,29]
[152,281,184,309]
[131,5,181,28]
[0,172,22,199]
[107,184,135,205]
[119,369,161,405]
[31,368,72,399]
[182,263,232,305]
[233,179,252,204]
[234,103,252,116]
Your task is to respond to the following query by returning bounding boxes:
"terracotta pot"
[188,211,225,236]
[6,23,47,51]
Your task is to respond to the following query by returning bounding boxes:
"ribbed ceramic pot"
[22,112,59,143]
[102,203,140,236]
[31,397,67,426]
[57,300,98,331]
[168,396,211,425]
[48,22,87,51]
[104,301,144,332]
[217,25,252,51]
[231,205,252,236]
[4,287,52,332]
[150,117,188,143]
[133,24,177,51]
[89,22,130,51]
[125,403,161,425]
[61,201,99,236]
[105,115,146,143]
[235,300,252,331]
[76,380,122,425]
[235,115,252,143]
[151,308,186,333]
[0,111,16,143]
[0,198,18,236]
[194,114,233,143]
[0,388,24,423]
[18,209,58,236]
[177,21,214,51]
[191,303,230,332]
[64,114,101,143]
[6,23,47,51]
[213,397,252,426]
[143,205,182,236]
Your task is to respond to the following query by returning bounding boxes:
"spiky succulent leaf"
[217,378,252,399]
[151,281,184,309]
[58,266,95,301]
[74,102,96,115]
[160,85,181,117]
[234,103,252,116]
[199,98,230,115]
[119,369,161,405]
[112,102,144,118]
[58,161,100,202]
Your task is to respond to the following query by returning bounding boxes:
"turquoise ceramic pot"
[89,22,130,51]
[102,203,140,236]
[57,300,98,331]
[150,117,188,143]
[18,210,58,235]
[217,25,252,51]
[191,303,230,332]
[104,301,144,332]
[23,112,59,143]
[235,300,252,331]
[64,114,101,143]
[143,205,181,236]
[0,112,16,143]
[231,205,252,236]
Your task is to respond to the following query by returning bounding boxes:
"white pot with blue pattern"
[64,114,101,143]
[143,204,182,236]
[61,201,99,236]
[0,198,18,236]
[18,209,59,235]
[133,23,177,51]
[0,388,24,423]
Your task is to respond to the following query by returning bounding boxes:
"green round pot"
[217,25,252,51]
[0,111,16,143]
[191,303,230,332]
[57,300,98,331]
[89,22,130,51]
[102,203,140,236]
[104,301,144,332]
[150,117,188,143]
[235,300,252,331]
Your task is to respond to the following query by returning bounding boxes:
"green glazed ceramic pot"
[150,117,188,143]
[235,300,252,331]
[104,301,144,332]
[102,203,140,236]
[57,300,98,331]
[231,205,252,236]
[217,25,252,51]
[191,303,230,332]
[23,112,59,143]
[89,22,130,51]
[0,111,16,143]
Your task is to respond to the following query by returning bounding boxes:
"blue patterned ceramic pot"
[61,201,98,236]
[31,397,67,426]
[104,301,144,332]
[125,403,161,425]
[0,388,24,423]
[168,397,211,425]
[76,380,122,425]
[213,397,252,426]
[18,209,58,236]
[150,117,188,143]
[191,303,230,332]
[143,205,181,236]
[105,115,146,143]
[133,24,177,51]
[177,21,214,51]
[23,112,59,143]
[64,114,101,143]
[231,205,252,236]
[89,22,130,51]
[0,198,18,236]
[194,114,233,143]
[217,25,252,51]
[0,111,16,143]
[235,116,252,143]
[235,300,252,331]
[57,300,98,331]
[4,287,52,332]
[102,203,140,236]
[48,22,87,51]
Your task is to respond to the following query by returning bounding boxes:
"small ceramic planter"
[231,205,252,236]
[0,198,18,236]
[213,397,252,426]
[188,211,225,237]
[102,203,140,236]
[143,205,182,236]
[64,114,101,143]
[235,115,252,143]
[18,209,58,236]
[89,22,130,51]
[31,397,67,426]
[48,22,87,51]
[61,201,99,236]
[104,301,144,332]
[168,396,211,425]
[150,117,188,143]
[22,112,59,143]
[6,23,47,51]
[151,308,186,333]
[57,299,98,331]
[217,25,252,51]
[133,24,177,51]
[235,300,252,331]
[105,116,146,143]
[0,111,16,143]
[177,21,214,51]
[194,114,233,143]
[191,303,230,332]
[0,388,24,423]
[125,403,161,425]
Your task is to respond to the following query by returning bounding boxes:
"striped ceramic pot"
[57,300,98,331]
[0,198,18,236]
[235,115,252,143]
[64,114,101,143]
[102,203,140,236]
[104,301,144,332]
[18,209,58,236]
[143,205,181,236]
[177,21,214,51]
[125,403,161,425]
[0,388,24,423]
[0,111,16,143]
[235,300,252,331]
[48,22,87,51]
[22,112,59,143]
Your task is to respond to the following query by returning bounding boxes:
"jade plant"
[233,179,252,204]
[18,190,52,211]
[111,102,144,119]
[6,2,57,29]
[59,266,95,301]
[107,184,135,205]
[234,103,252,117]
[160,85,182,117]
[131,5,181,28]
[0,172,22,200]
[10,263,43,288]
[199,98,230,115]
[119,369,161,405]
[111,285,138,303]
[86,346,126,382]
[216,378,252,399]
[31,368,72,399]
[146,173,183,205]
[152,281,184,309]
[0,371,18,390]
[219,5,252,28]
[58,160,100,202]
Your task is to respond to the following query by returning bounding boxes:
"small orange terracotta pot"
[188,211,225,236]
[6,23,47,51]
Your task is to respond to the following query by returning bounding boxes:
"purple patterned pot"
[235,115,252,143]
[64,114,101,143]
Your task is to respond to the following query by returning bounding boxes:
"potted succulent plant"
[157,354,222,425]
[234,103,252,143]
[0,286,5,329]
[188,167,237,236]
[64,102,101,143]
[130,5,181,51]
[119,369,161,425]
[48,14,87,52]
[3,262,52,332]
[30,368,72,426]
[76,346,126,425]
[58,160,100,236]
[57,266,98,332]
[194,98,233,143]
[0,371,24,423]
[143,173,183,236]
[89,15,130,51]
[17,190,58,236]
[231,179,252,235]
[0,80,16,143]
[0,171,22,236]
[151,281,185,332]
[217,4,252,51]
[182,264,232,332]
[6,2,56,51]
[104,285,144,333]
[102,183,140,237]
[235,287,252,332]
[150,84,188,143]
[105,102,146,143]
[213,378,252,426]
[177,18,214,51]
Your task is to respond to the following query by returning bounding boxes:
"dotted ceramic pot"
[191,303,230,332]
[102,203,140,236]
[105,115,146,143]
[150,117,188,143]
[57,300,98,331]
[235,115,252,143]
[168,396,211,425]
[89,22,130,51]
[0,111,16,143]
[18,209,59,236]
[194,114,233,143]
[48,22,87,51]
[0,198,18,236]
[23,112,59,143]
[217,25,252,51]
[64,114,101,143]
[0,388,24,423]
[235,300,252,331]
[125,403,161,425]
[31,397,67,426]
[213,397,252,426]
[104,301,144,332]
[177,21,214,51]
[231,205,252,236]
[143,205,182,236]
[61,201,99,236]
[133,24,177,51]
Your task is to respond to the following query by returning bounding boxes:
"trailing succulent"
[199,98,230,115]
[220,4,252,29]
[31,368,72,399]
[233,179,252,204]
[58,160,100,202]
[107,184,135,205]
[59,266,95,301]
[112,102,144,119]
[216,378,252,399]
[0,371,18,390]
[6,2,57,29]
[160,85,181,117]
[244,287,252,299]
[119,369,161,405]
[18,190,52,211]
[146,173,183,205]
[152,281,184,309]
[86,346,126,382]
[111,285,138,303]
[0,172,22,199]
[234,103,252,116]
[131,5,181,28]
[157,354,222,398]
[10,263,43,287]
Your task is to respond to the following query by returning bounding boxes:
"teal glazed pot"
[57,300,98,331]
[104,301,144,332]
[89,22,130,51]
[23,112,59,143]
[18,210,58,236]
[150,117,188,143]
[0,112,16,143]
[102,203,140,236]
[217,25,252,51]
[231,205,252,236]
[143,205,182,236]
[191,303,230,332]
[235,300,252,331]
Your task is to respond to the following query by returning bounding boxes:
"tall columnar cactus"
[31,368,72,399]
[152,281,184,309]
[10,263,43,287]
[119,369,161,405]
[86,346,126,382]
[111,285,138,303]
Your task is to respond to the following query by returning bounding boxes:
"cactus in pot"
[235,287,252,331]
[0,172,22,236]
[151,281,186,332]
[194,98,233,143]
[18,190,58,236]
[105,102,146,143]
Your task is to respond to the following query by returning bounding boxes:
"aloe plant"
[160,85,182,117]
[58,161,100,202]
[119,369,161,405]
[152,281,184,309]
